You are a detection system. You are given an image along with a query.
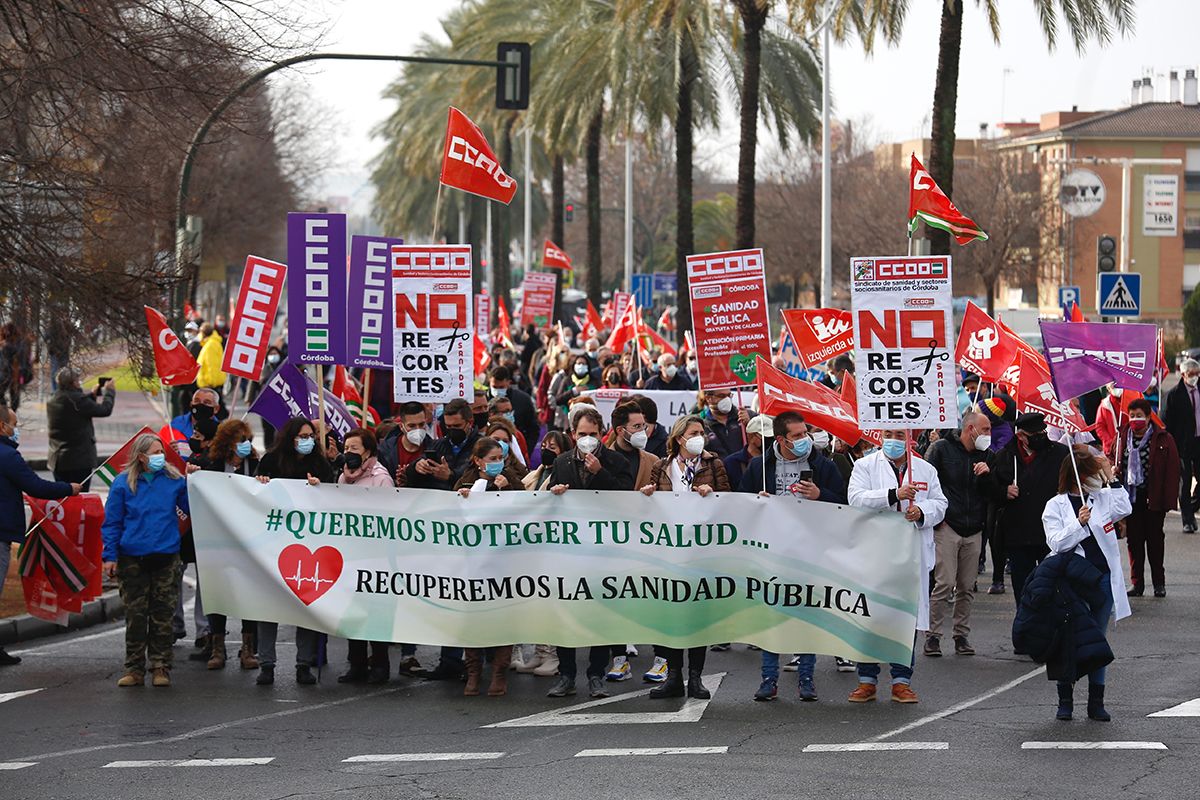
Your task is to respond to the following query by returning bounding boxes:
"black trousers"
[347,640,390,671]
[557,646,609,681]
[655,645,707,673]
[207,614,256,637]
[1009,543,1049,607]
[1126,496,1167,589]
[1180,443,1200,527]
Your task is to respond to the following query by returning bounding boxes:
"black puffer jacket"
[1012,552,1113,682]
[981,439,1069,549]
[925,434,991,536]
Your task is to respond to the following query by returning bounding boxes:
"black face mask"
[1027,432,1050,451]
[447,428,469,445]
[187,437,204,455]
[343,452,363,471]
[540,449,558,468]
[474,412,489,429]
[191,405,214,420]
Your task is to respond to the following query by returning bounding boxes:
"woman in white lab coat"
[1041,445,1132,721]
[847,432,948,704]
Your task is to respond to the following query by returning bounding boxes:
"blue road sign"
[1058,285,1081,309]
[652,272,677,294]
[1097,272,1140,317]
[631,273,653,310]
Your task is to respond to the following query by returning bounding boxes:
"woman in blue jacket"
[101,433,188,688]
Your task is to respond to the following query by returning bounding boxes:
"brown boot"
[464,649,483,696]
[151,667,171,687]
[238,633,259,670]
[488,646,512,696]
[206,634,227,670]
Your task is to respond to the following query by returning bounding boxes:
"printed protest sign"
[222,256,287,381]
[347,235,403,369]
[391,245,473,403]
[520,272,557,328]
[685,248,772,390]
[850,256,957,430]
[191,472,921,663]
[287,212,347,364]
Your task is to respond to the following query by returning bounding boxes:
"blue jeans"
[856,635,916,686]
[762,651,815,681]
[1059,577,1114,686]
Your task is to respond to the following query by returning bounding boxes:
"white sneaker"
[835,657,856,672]
[606,656,632,681]
[532,650,560,677]
[625,644,639,657]
[510,644,526,671]
[782,655,801,672]
[642,656,668,683]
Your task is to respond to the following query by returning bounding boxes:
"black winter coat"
[46,386,116,473]
[980,439,1069,549]
[1164,381,1197,458]
[1012,552,1114,682]
[925,435,991,536]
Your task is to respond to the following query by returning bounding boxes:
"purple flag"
[1039,320,1158,399]
[287,212,347,364]
[347,234,402,369]
[249,362,357,440]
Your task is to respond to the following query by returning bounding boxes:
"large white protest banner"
[850,256,958,430]
[190,473,920,663]
[391,244,473,403]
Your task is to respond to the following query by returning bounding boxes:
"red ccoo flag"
[909,154,987,245]
[144,306,199,386]
[440,107,518,205]
[496,297,515,349]
[542,239,572,270]
[605,297,640,354]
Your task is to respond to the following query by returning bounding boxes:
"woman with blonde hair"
[101,433,189,688]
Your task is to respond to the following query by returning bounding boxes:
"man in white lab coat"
[847,430,948,704]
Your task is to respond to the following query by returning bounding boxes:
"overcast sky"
[295,0,1200,206]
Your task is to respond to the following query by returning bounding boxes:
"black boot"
[1087,683,1111,721]
[687,669,711,699]
[649,669,685,699]
[255,665,275,686]
[1056,681,1073,721]
[337,667,368,684]
[296,665,317,685]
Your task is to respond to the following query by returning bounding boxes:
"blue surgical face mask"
[492,387,508,398]
[484,460,504,477]
[147,453,167,472]
[791,436,812,460]
[236,440,253,458]
[295,437,315,456]
[8,426,18,445]
[503,411,516,424]
[882,438,907,460]
[498,440,510,459]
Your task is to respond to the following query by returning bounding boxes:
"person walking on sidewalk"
[46,368,115,490]
[100,433,188,687]
[0,403,80,666]
[924,411,993,658]
[1119,399,1179,598]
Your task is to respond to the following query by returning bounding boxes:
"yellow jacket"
[196,332,226,390]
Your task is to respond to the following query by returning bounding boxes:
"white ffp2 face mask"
[684,435,705,456]
[576,435,600,454]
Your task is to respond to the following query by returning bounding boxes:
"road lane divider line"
[342,753,505,763]
[804,742,948,752]
[0,762,37,770]
[102,758,275,768]
[1022,741,1167,750]
[575,747,729,757]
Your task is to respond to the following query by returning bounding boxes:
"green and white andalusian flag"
[909,154,988,244]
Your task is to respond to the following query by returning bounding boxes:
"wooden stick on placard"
[361,369,372,427]
[314,364,328,443]
[432,183,445,243]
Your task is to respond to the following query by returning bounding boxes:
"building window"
[1187,148,1200,192]
[1187,212,1200,251]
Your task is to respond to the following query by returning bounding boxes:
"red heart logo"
[277,544,343,606]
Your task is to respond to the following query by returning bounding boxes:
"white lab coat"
[848,450,948,632]
[1041,487,1134,622]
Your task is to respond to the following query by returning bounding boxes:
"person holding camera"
[46,368,116,490]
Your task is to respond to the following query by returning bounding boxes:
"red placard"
[222,255,287,380]
[475,293,491,342]
[781,308,854,369]
[520,272,557,328]
[685,248,772,390]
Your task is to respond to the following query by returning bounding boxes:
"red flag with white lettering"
[542,239,572,270]
[909,154,987,245]
[144,306,199,386]
[1016,351,1092,433]
[953,301,1019,382]
[756,357,864,446]
[781,308,854,369]
[440,107,518,205]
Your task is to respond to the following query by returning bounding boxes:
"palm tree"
[791,0,1133,254]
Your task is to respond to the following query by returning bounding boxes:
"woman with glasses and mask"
[638,415,730,699]
[454,437,521,695]
[253,417,335,686]
[185,419,261,671]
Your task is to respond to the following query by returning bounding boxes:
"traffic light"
[495,42,530,110]
[565,202,574,222]
[1097,235,1117,272]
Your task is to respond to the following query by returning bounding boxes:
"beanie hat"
[980,396,1008,424]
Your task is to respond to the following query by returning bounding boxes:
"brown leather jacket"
[647,451,731,492]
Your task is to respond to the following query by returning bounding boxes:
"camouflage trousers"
[117,554,181,674]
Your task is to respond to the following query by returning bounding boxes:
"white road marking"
[484,672,725,728]
[804,742,949,752]
[342,753,505,763]
[103,758,274,768]
[1148,698,1200,717]
[0,762,37,770]
[575,747,728,757]
[0,689,43,705]
[1022,742,1167,750]
[869,665,1044,742]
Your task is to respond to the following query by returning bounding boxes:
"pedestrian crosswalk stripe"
[102,758,275,768]
[803,742,949,752]
[0,762,37,770]
[0,689,43,705]
[1148,698,1200,717]
[575,747,728,757]
[342,753,504,763]
[1021,742,1166,750]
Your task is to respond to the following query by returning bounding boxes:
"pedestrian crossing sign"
[1098,272,1140,317]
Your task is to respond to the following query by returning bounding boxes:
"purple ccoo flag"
[1039,320,1158,400]
[249,362,356,440]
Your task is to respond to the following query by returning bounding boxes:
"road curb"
[0,589,124,646]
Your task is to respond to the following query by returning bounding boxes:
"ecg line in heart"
[283,559,337,593]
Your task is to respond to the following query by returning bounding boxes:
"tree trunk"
[586,107,603,308]
[985,274,996,318]
[735,0,767,250]
[927,0,963,256]
[551,153,565,325]
[675,31,697,338]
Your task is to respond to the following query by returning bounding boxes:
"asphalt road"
[3,518,1200,800]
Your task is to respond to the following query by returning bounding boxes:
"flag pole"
[432,182,445,243]
[314,365,328,444]
[361,369,372,427]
